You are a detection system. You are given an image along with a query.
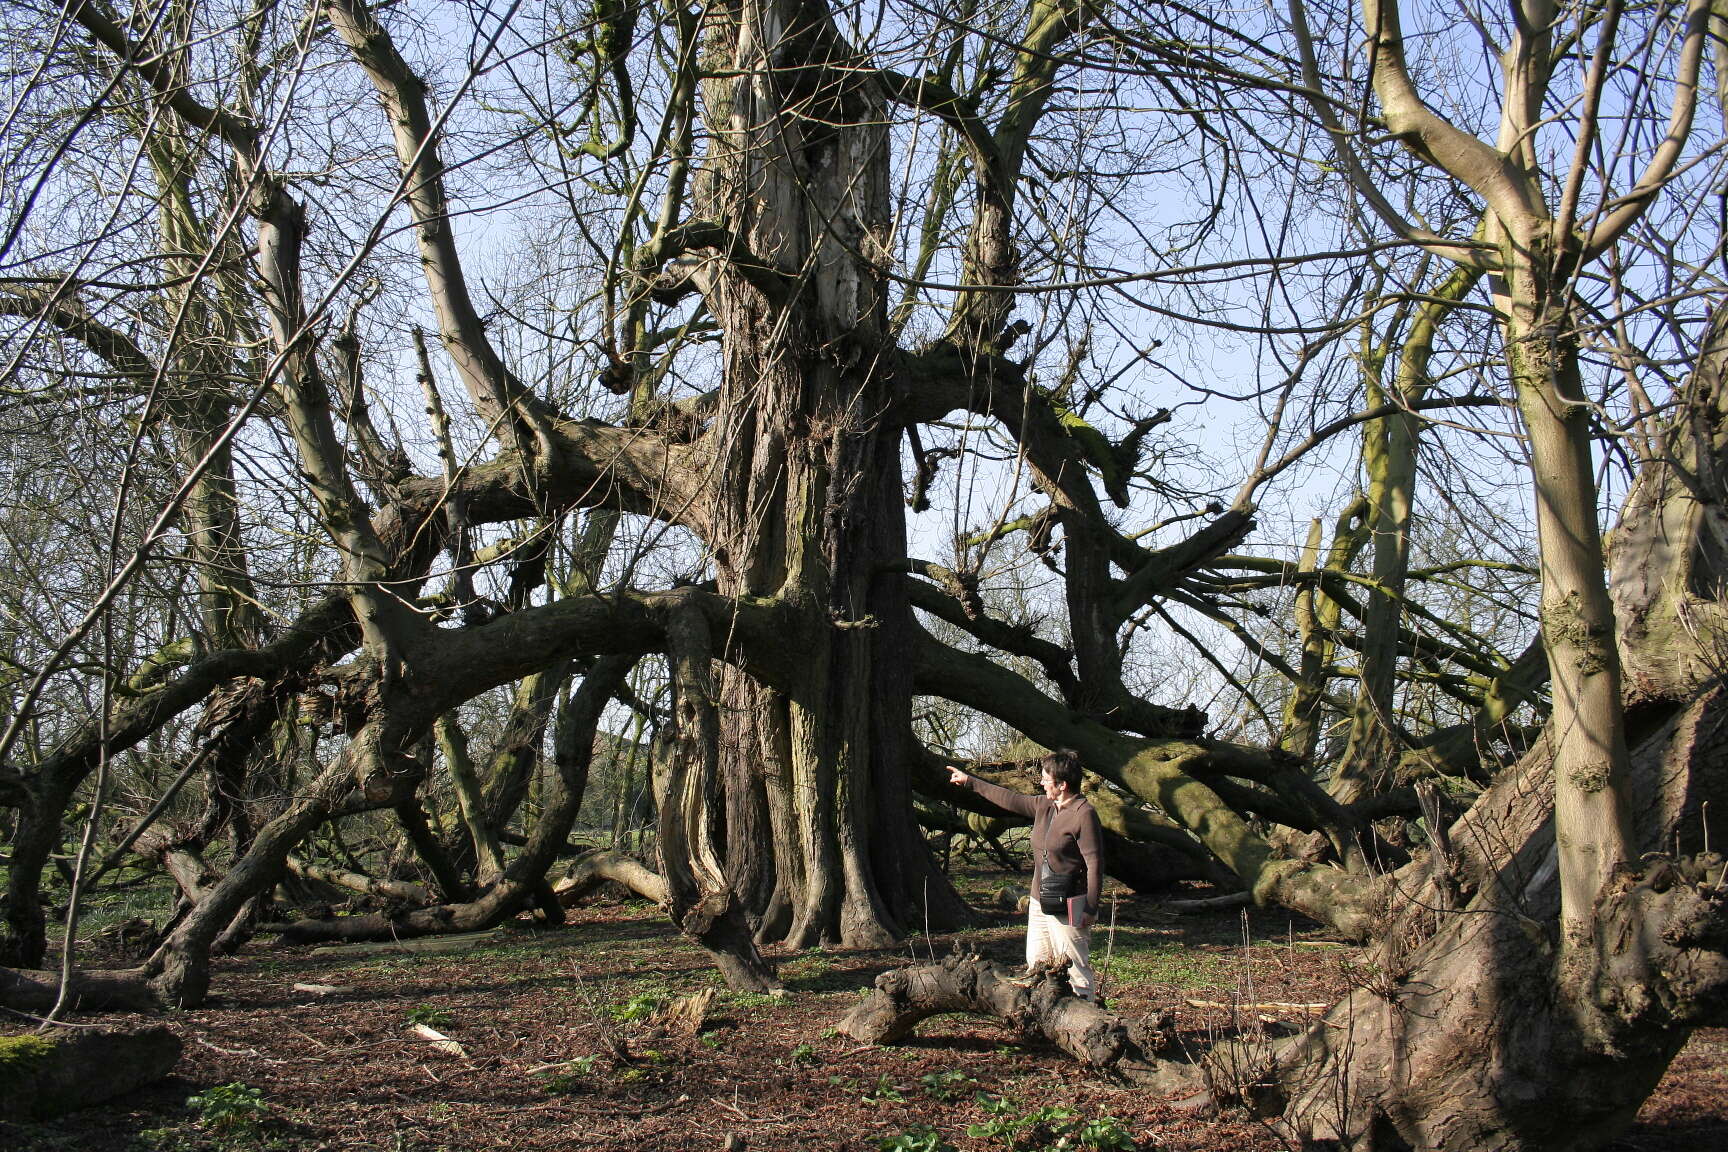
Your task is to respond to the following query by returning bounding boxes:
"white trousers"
[1026,901,1096,999]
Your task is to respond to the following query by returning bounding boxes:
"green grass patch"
[1099,931,1232,988]
[780,953,861,993]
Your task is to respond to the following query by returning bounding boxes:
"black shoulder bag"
[1035,807,1082,916]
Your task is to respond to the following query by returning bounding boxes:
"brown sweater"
[962,776,1104,914]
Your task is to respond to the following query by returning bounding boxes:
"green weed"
[862,1072,907,1104]
[1072,1114,1136,1149]
[187,1082,269,1136]
[404,1005,452,1028]
[966,1097,1136,1151]
[919,1069,975,1101]
[539,1054,602,1093]
[1104,934,1228,987]
[610,992,664,1022]
[876,1127,954,1152]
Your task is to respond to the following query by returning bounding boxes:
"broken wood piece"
[1183,998,1330,1014]
[409,1023,466,1057]
[291,983,349,997]
[648,987,717,1036]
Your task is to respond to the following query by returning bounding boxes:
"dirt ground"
[4,874,1724,1151]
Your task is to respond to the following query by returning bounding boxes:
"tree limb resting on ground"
[838,953,1198,1095]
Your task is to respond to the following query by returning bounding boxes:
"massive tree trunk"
[693,0,967,949]
[1261,699,1726,1151]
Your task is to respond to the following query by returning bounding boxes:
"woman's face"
[1041,768,1061,800]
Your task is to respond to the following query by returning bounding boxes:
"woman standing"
[948,749,1103,1001]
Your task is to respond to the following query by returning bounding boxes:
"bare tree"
[0,0,1724,1145]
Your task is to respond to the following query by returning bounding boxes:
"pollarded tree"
[0,0,1300,989]
[1,0,1726,1145]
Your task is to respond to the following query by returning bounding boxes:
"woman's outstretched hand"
[948,767,968,786]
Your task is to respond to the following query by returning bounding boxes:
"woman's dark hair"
[1040,749,1083,792]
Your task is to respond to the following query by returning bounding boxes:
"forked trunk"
[1254,305,1728,1150]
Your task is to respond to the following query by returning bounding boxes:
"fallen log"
[305,928,504,957]
[837,954,1198,1093]
[0,965,163,1013]
[0,1026,182,1119]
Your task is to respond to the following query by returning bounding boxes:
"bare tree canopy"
[2,0,1727,1146]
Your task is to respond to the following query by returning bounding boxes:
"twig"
[1099,891,1119,1002]
[195,1037,286,1062]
